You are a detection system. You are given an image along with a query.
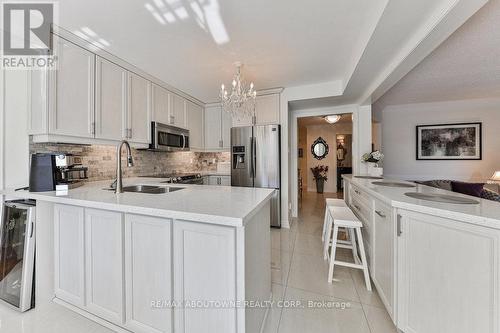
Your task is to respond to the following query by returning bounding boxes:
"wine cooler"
[0,199,36,312]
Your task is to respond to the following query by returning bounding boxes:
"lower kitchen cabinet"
[372,199,395,319]
[54,204,85,308]
[173,220,236,333]
[208,175,231,186]
[84,208,124,324]
[397,210,500,333]
[124,214,173,333]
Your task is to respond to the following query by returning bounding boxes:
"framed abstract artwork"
[416,122,482,160]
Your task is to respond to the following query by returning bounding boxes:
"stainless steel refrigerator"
[231,125,281,227]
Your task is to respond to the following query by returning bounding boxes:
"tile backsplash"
[30,140,230,182]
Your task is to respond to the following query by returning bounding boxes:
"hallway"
[265,191,396,333]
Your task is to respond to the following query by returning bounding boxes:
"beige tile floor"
[265,191,397,333]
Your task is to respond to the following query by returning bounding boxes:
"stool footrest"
[333,260,364,270]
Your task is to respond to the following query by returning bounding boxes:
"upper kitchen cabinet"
[205,104,231,151]
[170,93,187,129]
[152,84,170,125]
[186,101,204,151]
[232,92,281,127]
[49,35,95,138]
[95,57,127,141]
[127,73,151,144]
[255,93,280,124]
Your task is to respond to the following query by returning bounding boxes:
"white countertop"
[343,175,500,229]
[1,178,274,227]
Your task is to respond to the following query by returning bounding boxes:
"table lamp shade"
[491,171,500,181]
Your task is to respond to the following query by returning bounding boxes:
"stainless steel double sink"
[105,185,185,194]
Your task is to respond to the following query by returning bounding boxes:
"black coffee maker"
[29,153,88,192]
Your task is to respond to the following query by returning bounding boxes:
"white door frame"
[289,104,372,217]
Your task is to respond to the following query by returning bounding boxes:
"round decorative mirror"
[311,137,329,160]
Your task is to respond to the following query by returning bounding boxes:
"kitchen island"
[2,178,274,333]
[342,174,500,333]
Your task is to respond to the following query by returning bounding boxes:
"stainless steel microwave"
[150,122,190,151]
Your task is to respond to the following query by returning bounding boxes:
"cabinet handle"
[170,115,175,124]
[354,190,361,195]
[91,122,95,135]
[353,204,361,211]
[375,210,386,218]
[129,128,132,138]
[397,214,402,237]
[252,115,256,125]
[219,140,223,148]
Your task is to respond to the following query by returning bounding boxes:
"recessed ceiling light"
[324,115,341,124]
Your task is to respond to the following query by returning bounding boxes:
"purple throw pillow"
[451,181,485,198]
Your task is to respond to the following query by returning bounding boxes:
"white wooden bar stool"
[322,205,352,260]
[321,198,347,244]
[325,207,372,291]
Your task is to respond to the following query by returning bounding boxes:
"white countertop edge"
[343,174,500,228]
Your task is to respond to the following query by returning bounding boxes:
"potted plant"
[311,165,329,193]
[361,150,384,176]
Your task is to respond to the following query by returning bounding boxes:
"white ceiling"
[298,114,353,128]
[374,0,500,111]
[55,0,489,106]
[58,0,386,103]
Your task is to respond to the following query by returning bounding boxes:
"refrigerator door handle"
[250,136,255,178]
[253,136,257,179]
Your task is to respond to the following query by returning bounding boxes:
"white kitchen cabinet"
[186,100,204,150]
[84,209,124,325]
[255,93,280,124]
[152,84,170,125]
[221,109,232,149]
[170,93,186,128]
[128,73,151,144]
[204,105,223,150]
[397,210,500,333]
[232,93,280,127]
[205,104,231,151]
[50,35,95,137]
[173,221,236,333]
[125,214,172,333]
[372,199,395,319]
[54,204,85,308]
[95,57,127,141]
[208,175,231,186]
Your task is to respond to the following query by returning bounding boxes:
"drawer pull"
[375,210,386,218]
[354,190,361,195]
[354,204,361,211]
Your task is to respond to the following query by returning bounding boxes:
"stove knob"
[177,177,182,182]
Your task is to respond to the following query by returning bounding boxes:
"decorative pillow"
[481,188,500,202]
[451,181,485,198]
[415,180,453,191]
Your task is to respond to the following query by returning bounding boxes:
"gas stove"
[140,173,203,184]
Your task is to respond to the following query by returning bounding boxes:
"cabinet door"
[95,57,127,140]
[372,200,394,318]
[221,109,232,149]
[255,94,279,125]
[208,176,219,185]
[204,106,222,150]
[54,204,85,307]
[231,109,252,127]
[173,221,236,333]
[152,84,170,125]
[50,36,95,137]
[186,101,204,150]
[85,209,124,324]
[397,211,500,333]
[220,176,231,186]
[125,214,172,333]
[128,73,151,144]
[170,93,186,128]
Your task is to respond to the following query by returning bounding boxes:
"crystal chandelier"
[219,62,257,120]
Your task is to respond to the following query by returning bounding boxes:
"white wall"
[381,98,500,181]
